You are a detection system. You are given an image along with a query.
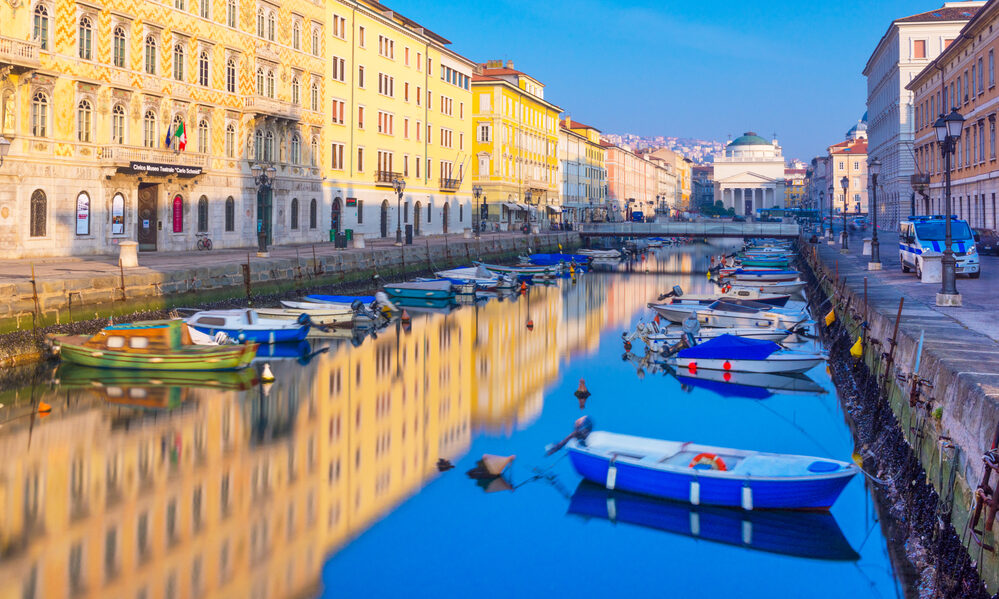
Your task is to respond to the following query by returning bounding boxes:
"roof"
[829,139,869,154]
[908,1,999,90]
[564,119,600,132]
[863,2,983,75]
[728,132,771,147]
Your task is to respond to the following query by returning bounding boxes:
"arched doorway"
[380,200,389,237]
[442,202,450,234]
[414,201,422,235]
[331,197,342,234]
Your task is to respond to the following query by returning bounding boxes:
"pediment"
[716,171,778,184]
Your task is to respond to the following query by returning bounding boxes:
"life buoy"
[689,452,727,471]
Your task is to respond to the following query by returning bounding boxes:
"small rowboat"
[475,261,558,277]
[524,253,591,266]
[726,281,807,295]
[51,321,258,371]
[256,306,355,326]
[638,326,793,352]
[186,309,310,344]
[725,269,801,283]
[304,294,376,305]
[384,280,454,300]
[650,301,808,330]
[567,430,858,510]
[663,294,791,308]
[672,334,825,374]
[738,257,791,268]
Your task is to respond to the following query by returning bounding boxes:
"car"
[974,228,999,256]
[899,215,980,279]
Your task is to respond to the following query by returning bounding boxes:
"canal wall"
[0,232,581,368]
[799,240,996,598]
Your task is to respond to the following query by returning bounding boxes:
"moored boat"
[256,305,356,326]
[186,309,310,344]
[672,334,825,374]
[650,301,808,330]
[384,280,454,300]
[635,324,793,353]
[725,280,807,295]
[724,269,801,283]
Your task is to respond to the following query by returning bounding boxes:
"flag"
[175,121,187,151]
[165,127,172,149]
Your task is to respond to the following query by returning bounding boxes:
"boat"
[566,429,858,510]
[726,280,807,295]
[256,305,356,326]
[662,294,791,308]
[524,253,591,266]
[50,321,258,371]
[675,369,827,400]
[738,257,791,268]
[384,279,454,300]
[414,277,477,294]
[724,269,801,283]
[636,325,793,353]
[672,334,825,374]
[650,301,808,330]
[185,309,310,344]
[475,261,558,277]
[578,248,621,259]
[304,294,376,305]
[435,265,515,289]
[567,482,858,561]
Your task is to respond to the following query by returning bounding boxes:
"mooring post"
[118,259,127,302]
[29,263,40,332]
[243,254,253,306]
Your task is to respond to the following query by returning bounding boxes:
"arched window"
[310,81,318,111]
[253,129,263,160]
[197,195,209,232]
[145,36,157,74]
[256,68,264,95]
[197,119,209,153]
[290,135,300,164]
[267,10,275,41]
[292,21,301,50]
[30,189,46,237]
[225,124,235,158]
[290,198,299,229]
[33,5,49,51]
[78,16,93,60]
[172,195,184,233]
[265,69,274,98]
[198,51,209,86]
[199,0,210,19]
[226,58,236,93]
[311,27,319,56]
[310,137,318,166]
[226,0,237,28]
[76,192,90,236]
[256,8,265,37]
[291,78,300,105]
[77,100,92,142]
[225,196,235,231]
[173,44,185,81]
[30,91,47,137]
[263,130,274,162]
[309,198,317,229]
[113,26,126,67]
[143,110,157,147]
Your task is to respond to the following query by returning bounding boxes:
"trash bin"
[329,229,336,243]
[405,224,413,245]
[345,228,353,242]
[334,233,346,248]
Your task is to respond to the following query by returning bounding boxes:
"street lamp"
[868,157,882,269]
[827,184,834,243]
[393,177,405,246]
[472,184,482,238]
[251,163,278,256]
[840,175,849,252]
[933,107,965,306]
[818,190,825,236]
[0,136,10,168]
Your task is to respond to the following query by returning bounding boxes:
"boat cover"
[677,334,780,360]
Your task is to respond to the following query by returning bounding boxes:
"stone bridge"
[576,221,801,238]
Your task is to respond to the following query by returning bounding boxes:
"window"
[145,37,157,74]
[312,27,320,56]
[198,51,209,86]
[77,100,92,142]
[357,199,364,223]
[332,14,345,38]
[310,82,319,111]
[378,73,394,97]
[113,26,126,67]
[199,0,210,18]
[309,198,317,229]
[79,17,93,60]
[290,198,299,229]
[31,91,47,137]
[225,124,235,157]
[197,196,208,232]
[909,37,924,58]
[403,117,409,138]
[980,123,986,162]
[377,111,393,134]
[263,130,274,161]
[33,5,49,50]
[143,111,157,147]
[357,106,364,128]
[291,135,301,164]
[256,8,265,37]
[198,120,209,153]
[404,82,409,101]
[175,0,184,8]
[331,99,345,124]
[267,10,275,41]
[221,196,233,231]
[112,105,125,144]
[358,26,365,47]
[292,21,301,50]
[226,0,237,27]
[310,137,317,166]
[357,147,364,171]
[30,189,46,237]
[358,65,365,88]
[331,142,344,169]
[256,68,264,95]
[979,58,985,94]
[991,119,996,159]
[332,57,345,82]
[291,78,300,104]
[266,69,275,97]
[378,35,394,58]
[992,50,996,88]
[377,150,392,174]
[226,58,236,92]
[254,130,263,160]
[173,44,185,81]
[478,123,490,142]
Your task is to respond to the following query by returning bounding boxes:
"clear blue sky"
[387,0,941,162]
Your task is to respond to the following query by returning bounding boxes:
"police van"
[898,215,980,279]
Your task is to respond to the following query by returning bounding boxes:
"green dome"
[729,132,770,146]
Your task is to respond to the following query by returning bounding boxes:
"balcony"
[375,170,402,186]
[99,145,208,174]
[243,95,301,121]
[0,34,41,72]
[439,177,461,191]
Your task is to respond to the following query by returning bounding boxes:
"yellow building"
[472,60,562,231]
[559,117,608,224]
[321,1,476,240]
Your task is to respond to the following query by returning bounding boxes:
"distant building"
[784,167,808,208]
[692,165,714,209]
[828,137,869,214]
[863,1,983,230]
[558,117,608,223]
[714,132,787,216]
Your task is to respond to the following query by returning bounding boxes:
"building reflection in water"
[0,264,695,599]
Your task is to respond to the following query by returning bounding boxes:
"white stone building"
[863,1,984,230]
[713,132,787,216]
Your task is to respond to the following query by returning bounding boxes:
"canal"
[0,246,905,599]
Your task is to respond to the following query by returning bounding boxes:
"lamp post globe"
[935,108,965,305]
[868,157,881,269]
[393,177,405,246]
[840,176,849,252]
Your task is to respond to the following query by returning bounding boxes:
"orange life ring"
[689,452,727,471]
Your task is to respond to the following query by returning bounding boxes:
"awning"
[503,202,519,210]
[545,205,559,214]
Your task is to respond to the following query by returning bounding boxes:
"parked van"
[899,215,980,279]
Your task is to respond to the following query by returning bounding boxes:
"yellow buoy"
[850,337,863,358]
[261,363,276,383]
[824,310,835,326]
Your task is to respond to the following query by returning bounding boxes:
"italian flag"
[174,121,187,151]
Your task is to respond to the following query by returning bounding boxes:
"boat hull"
[651,305,804,330]
[673,354,824,374]
[189,324,308,344]
[57,339,258,371]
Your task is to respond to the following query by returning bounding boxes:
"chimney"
[564,115,571,129]
[505,60,514,69]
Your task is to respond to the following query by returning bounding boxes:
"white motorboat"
[650,300,809,330]
[633,323,793,353]
[578,248,621,259]
[255,306,355,326]
[727,280,807,295]
[671,334,826,374]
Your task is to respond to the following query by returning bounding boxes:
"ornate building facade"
[713,132,787,216]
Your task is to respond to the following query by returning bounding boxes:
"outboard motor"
[296,312,312,326]
[546,416,594,455]
[658,285,684,301]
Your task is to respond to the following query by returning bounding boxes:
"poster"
[75,192,90,236]
[111,193,124,235]
[172,195,183,233]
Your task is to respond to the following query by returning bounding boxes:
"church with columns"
[713,132,787,217]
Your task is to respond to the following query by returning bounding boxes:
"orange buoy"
[38,401,52,414]
[723,361,732,370]
[723,371,732,382]
[689,452,727,471]
[624,340,632,350]
[526,319,534,331]
[687,362,697,373]
[400,309,411,324]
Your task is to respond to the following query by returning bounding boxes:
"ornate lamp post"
[0,136,10,167]
[827,184,834,244]
[868,157,882,269]
[472,184,483,238]
[933,108,965,306]
[524,190,532,232]
[251,164,277,256]
[393,177,405,246]
[818,190,825,236]
[840,175,849,252]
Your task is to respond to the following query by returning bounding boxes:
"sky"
[386,0,952,162]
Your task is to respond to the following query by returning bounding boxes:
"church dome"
[728,132,770,147]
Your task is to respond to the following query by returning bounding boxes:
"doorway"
[380,200,389,237]
[744,199,752,217]
[331,197,342,234]
[257,186,273,245]
[442,203,450,234]
[137,183,158,251]
[414,201,422,235]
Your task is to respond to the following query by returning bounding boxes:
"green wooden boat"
[51,320,258,371]
[739,257,790,268]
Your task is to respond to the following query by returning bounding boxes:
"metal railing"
[243,95,301,120]
[0,34,41,68]
[439,177,461,191]
[99,145,208,168]
[576,221,801,238]
[375,170,401,185]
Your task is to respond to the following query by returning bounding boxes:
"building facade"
[471,60,561,231]
[784,166,807,208]
[692,165,714,210]
[828,138,869,214]
[603,142,678,220]
[713,132,787,216]
[558,117,607,223]
[909,0,999,231]
[863,1,983,232]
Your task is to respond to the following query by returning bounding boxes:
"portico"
[712,132,787,217]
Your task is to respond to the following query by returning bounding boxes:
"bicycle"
[195,232,213,251]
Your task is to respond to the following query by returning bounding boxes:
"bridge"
[576,221,801,239]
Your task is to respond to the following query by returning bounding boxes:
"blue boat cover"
[677,334,780,360]
[676,375,772,400]
[529,253,588,265]
[307,294,375,304]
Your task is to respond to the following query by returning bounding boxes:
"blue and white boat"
[567,430,858,510]
[186,309,310,344]
[672,334,824,374]
[435,265,516,290]
[384,280,454,300]
[304,294,375,306]
[524,253,591,266]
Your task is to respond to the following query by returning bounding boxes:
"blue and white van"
[899,215,980,279]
